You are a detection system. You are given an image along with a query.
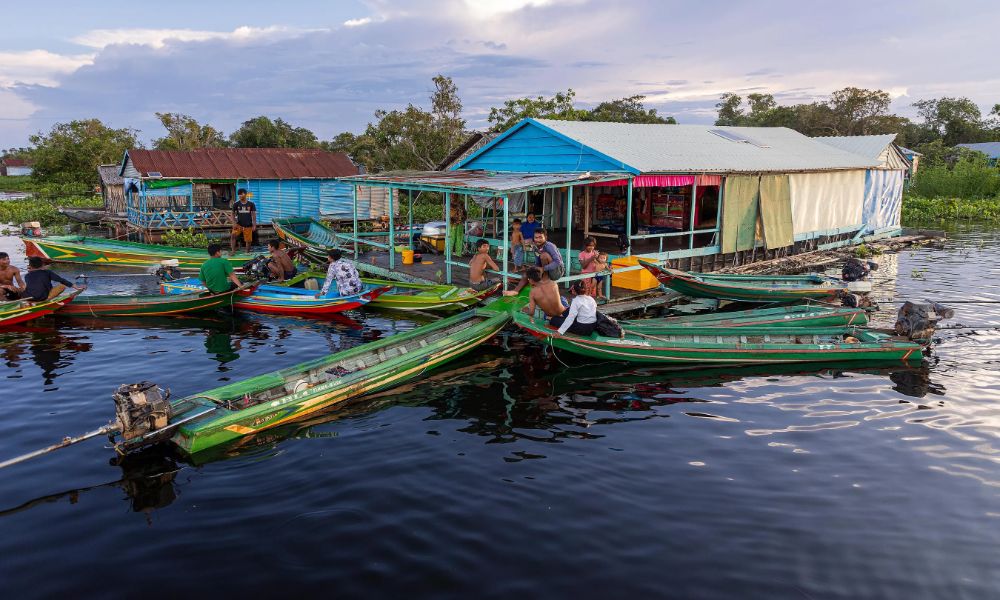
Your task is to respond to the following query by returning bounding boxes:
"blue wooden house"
[119,148,372,239]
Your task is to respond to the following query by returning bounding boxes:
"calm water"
[1,229,999,598]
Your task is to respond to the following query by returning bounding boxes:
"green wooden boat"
[281,271,499,312]
[110,302,514,456]
[57,284,255,317]
[0,289,82,327]
[621,304,869,331]
[638,259,867,302]
[272,217,340,262]
[512,311,922,365]
[23,235,255,270]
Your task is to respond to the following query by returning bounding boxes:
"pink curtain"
[586,175,721,188]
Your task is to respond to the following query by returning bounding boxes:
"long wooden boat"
[272,217,340,262]
[57,284,256,317]
[23,236,255,270]
[160,277,388,316]
[0,289,82,327]
[57,206,106,224]
[621,304,869,331]
[281,271,499,312]
[110,305,513,455]
[511,312,922,365]
[638,259,866,302]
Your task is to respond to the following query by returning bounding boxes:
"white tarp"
[863,169,904,231]
[789,170,865,234]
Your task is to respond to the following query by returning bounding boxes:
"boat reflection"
[0,322,94,385]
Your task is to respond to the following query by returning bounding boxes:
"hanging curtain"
[721,176,760,253]
[759,175,793,249]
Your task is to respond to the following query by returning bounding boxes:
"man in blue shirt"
[507,228,564,294]
[520,213,539,240]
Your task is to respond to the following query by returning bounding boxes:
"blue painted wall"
[458,121,627,172]
[242,179,356,222]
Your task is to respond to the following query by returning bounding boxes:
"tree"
[715,93,744,126]
[29,119,140,184]
[913,97,991,146]
[153,113,226,150]
[588,95,675,124]
[337,75,469,172]
[229,116,320,148]
[825,87,906,135]
[487,89,589,132]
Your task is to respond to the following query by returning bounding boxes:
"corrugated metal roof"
[97,164,123,185]
[957,142,1000,159]
[531,119,879,173]
[1,157,31,167]
[436,131,499,170]
[814,134,898,160]
[339,170,631,194]
[125,148,359,179]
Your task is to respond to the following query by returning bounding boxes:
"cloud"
[0,50,94,87]
[71,26,327,50]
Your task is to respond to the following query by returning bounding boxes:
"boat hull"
[167,307,511,454]
[622,304,869,330]
[159,277,385,316]
[23,236,254,270]
[638,259,853,302]
[58,286,251,317]
[0,289,81,327]
[281,272,498,312]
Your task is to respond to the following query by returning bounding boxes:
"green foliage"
[853,243,883,258]
[902,195,1000,225]
[0,195,98,227]
[154,113,226,150]
[28,119,140,185]
[162,228,211,248]
[229,116,320,148]
[913,97,995,146]
[715,88,907,135]
[909,151,1000,199]
[487,90,674,132]
[338,75,467,172]
[0,176,91,196]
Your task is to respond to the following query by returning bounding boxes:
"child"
[578,236,599,297]
[510,218,525,271]
[469,239,500,291]
[593,252,610,301]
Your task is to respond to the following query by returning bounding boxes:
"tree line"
[3,75,997,187]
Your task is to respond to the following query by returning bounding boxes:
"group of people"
[465,215,615,337]
[0,252,85,302]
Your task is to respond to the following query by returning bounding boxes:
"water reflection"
[0,322,93,385]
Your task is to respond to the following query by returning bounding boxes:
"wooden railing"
[127,207,235,229]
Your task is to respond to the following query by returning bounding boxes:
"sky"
[1,0,999,149]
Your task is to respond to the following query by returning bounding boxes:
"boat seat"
[304,278,320,291]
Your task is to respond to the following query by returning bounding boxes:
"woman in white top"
[318,249,363,297]
[550,281,598,336]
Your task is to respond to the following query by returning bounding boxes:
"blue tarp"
[863,170,904,232]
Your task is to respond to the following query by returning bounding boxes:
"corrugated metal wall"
[243,179,358,222]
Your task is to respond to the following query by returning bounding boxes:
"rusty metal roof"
[338,170,632,194]
[125,148,358,179]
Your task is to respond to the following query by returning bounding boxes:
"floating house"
[118,148,380,239]
[97,164,126,216]
[956,142,1000,166]
[337,118,909,288]
[0,157,32,177]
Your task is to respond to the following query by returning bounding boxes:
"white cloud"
[71,26,326,50]
[0,50,95,87]
[343,17,374,27]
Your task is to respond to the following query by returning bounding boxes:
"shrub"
[162,228,210,248]
[909,152,1000,199]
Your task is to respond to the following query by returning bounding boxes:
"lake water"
[1,228,999,598]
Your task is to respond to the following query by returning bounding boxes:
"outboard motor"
[154,259,182,282]
[111,382,173,451]
[242,255,273,281]
[842,258,879,282]
[894,301,955,343]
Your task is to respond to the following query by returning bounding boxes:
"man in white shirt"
[549,281,598,336]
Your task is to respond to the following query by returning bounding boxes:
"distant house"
[898,146,922,175]
[436,132,499,171]
[0,157,32,177]
[956,142,1000,166]
[815,134,909,234]
[119,148,371,235]
[97,164,126,215]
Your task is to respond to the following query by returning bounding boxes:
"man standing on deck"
[0,252,25,300]
[231,189,256,254]
[200,244,242,293]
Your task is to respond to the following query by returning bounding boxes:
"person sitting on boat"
[230,189,256,254]
[266,240,296,281]
[200,244,242,293]
[469,239,500,292]
[21,256,83,301]
[506,228,564,295]
[0,252,25,301]
[319,249,363,298]
[522,266,566,318]
[549,281,598,336]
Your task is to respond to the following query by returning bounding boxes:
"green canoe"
[272,217,340,262]
[111,303,512,456]
[57,284,255,317]
[23,235,255,270]
[638,259,866,302]
[280,271,499,312]
[621,304,870,331]
[512,311,922,365]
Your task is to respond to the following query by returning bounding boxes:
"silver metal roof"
[957,142,1000,159]
[814,134,898,161]
[338,169,631,194]
[534,119,879,173]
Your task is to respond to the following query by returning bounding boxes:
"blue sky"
[2,0,998,148]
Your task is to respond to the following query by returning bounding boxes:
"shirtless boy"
[468,239,500,291]
[0,252,25,300]
[522,266,565,318]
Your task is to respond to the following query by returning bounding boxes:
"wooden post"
[388,185,395,269]
[502,194,509,289]
[445,191,452,284]
[626,178,634,256]
[352,185,358,258]
[565,185,573,287]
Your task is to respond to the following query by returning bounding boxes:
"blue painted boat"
[160,278,389,316]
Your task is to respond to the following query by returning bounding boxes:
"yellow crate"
[421,235,446,252]
[611,256,659,291]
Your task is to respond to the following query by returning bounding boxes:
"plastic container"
[401,249,415,265]
[611,256,659,291]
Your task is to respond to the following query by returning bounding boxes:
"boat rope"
[547,336,573,369]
